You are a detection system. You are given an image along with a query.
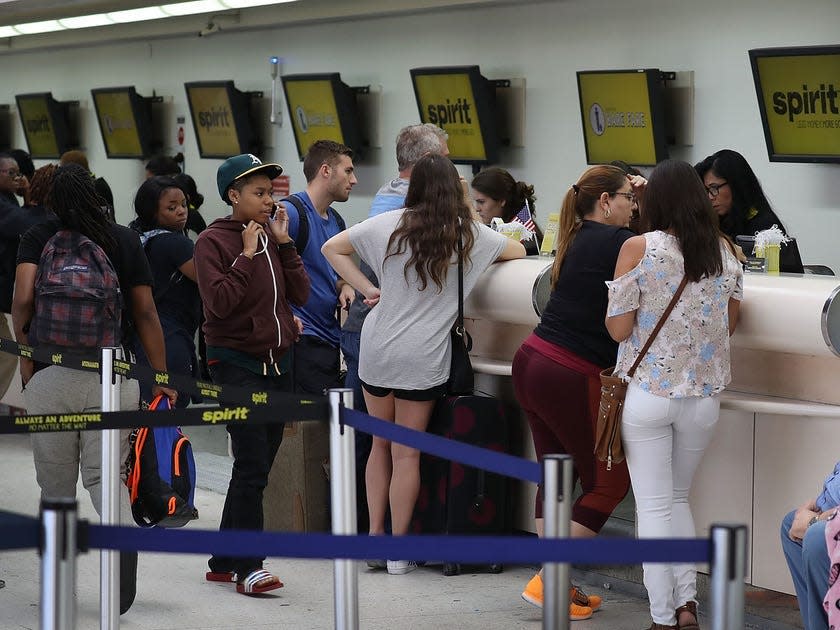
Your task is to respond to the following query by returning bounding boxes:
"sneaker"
[366,559,387,569]
[571,584,602,611]
[521,573,594,621]
[386,560,417,575]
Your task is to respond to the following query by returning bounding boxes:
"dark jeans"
[292,334,343,395]
[207,361,290,578]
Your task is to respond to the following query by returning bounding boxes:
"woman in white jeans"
[605,160,743,630]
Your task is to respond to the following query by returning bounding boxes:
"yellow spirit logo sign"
[751,49,840,159]
[578,71,657,165]
[413,72,487,161]
[186,85,239,157]
[17,95,59,158]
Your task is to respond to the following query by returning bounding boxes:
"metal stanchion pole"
[709,523,748,630]
[100,346,121,630]
[40,497,79,630]
[328,388,359,630]
[542,454,573,630]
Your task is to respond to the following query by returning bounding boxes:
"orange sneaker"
[571,584,602,611]
[521,573,594,621]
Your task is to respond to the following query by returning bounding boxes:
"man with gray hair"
[368,123,449,217]
[341,123,448,531]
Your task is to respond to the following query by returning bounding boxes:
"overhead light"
[107,7,168,23]
[58,14,114,29]
[0,0,301,38]
[13,20,65,34]
[221,0,298,7]
[162,0,226,16]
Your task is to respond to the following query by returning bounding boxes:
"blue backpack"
[126,395,198,528]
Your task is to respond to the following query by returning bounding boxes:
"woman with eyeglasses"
[695,149,803,273]
[512,164,645,620]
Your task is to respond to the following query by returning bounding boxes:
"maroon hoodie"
[194,216,309,365]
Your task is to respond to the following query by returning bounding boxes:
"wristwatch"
[808,515,820,527]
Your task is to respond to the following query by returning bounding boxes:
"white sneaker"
[386,560,417,575]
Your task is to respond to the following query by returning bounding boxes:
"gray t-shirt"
[349,209,508,390]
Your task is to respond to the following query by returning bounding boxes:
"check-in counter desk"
[465,257,840,595]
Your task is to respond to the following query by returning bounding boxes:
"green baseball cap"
[217,153,283,204]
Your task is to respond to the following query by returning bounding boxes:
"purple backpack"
[33,229,122,349]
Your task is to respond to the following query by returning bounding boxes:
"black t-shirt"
[0,205,53,312]
[535,220,634,367]
[144,230,201,334]
[17,217,154,340]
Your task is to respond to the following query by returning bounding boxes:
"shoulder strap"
[282,195,309,255]
[454,233,472,351]
[329,207,346,232]
[627,275,688,378]
[142,231,183,302]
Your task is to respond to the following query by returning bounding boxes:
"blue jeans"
[781,509,829,630]
[340,329,365,413]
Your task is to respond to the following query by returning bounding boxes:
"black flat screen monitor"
[749,45,840,163]
[91,86,156,159]
[576,69,668,166]
[281,73,363,160]
[184,81,259,159]
[0,105,10,151]
[15,92,77,159]
[409,65,500,165]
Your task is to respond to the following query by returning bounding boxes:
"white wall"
[2,0,839,269]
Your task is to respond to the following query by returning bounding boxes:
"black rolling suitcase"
[412,394,512,576]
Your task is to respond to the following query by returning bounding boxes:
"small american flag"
[513,200,536,233]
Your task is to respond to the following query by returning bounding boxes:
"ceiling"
[0,0,167,25]
[0,0,524,51]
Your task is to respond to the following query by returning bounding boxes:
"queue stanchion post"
[40,497,79,630]
[328,388,359,630]
[542,454,573,630]
[100,346,121,629]
[709,523,747,630]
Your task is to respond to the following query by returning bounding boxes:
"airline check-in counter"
[465,257,840,595]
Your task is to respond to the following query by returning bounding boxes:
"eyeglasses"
[0,169,21,178]
[610,191,636,203]
[705,182,728,198]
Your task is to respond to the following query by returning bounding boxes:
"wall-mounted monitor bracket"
[662,70,694,147]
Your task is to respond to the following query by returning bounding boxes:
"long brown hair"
[550,165,627,287]
[386,154,476,292]
[643,159,723,281]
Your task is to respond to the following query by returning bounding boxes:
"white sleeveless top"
[606,231,743,398]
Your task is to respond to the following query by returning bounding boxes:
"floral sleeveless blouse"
[606,231,743,398]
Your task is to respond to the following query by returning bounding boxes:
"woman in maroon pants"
[513,164,645,621]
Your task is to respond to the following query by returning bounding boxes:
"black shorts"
[361,380,447,402]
